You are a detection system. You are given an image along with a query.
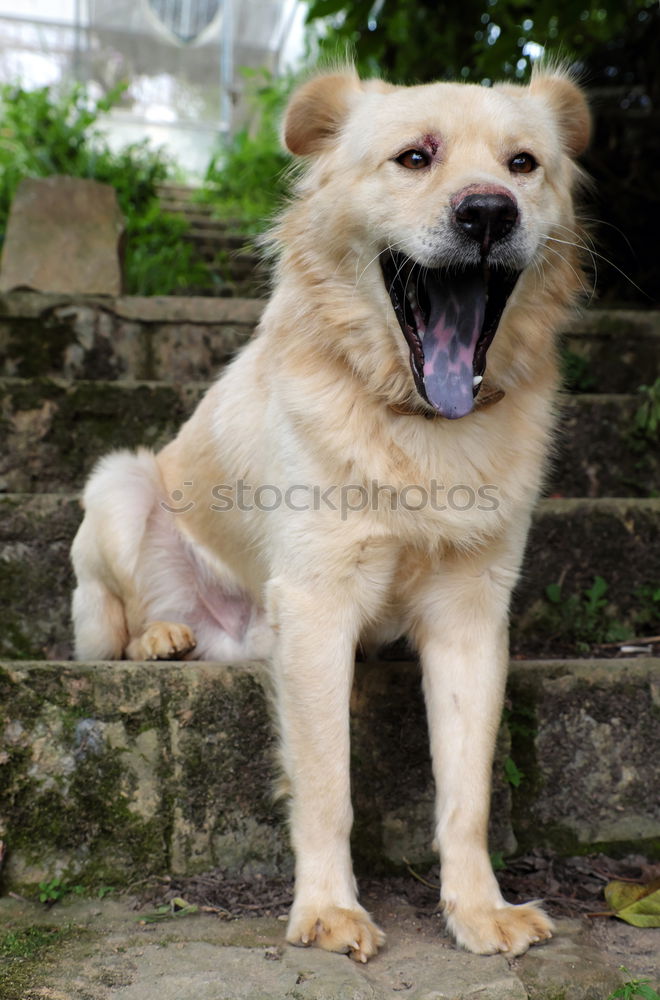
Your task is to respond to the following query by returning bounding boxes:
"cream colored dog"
[72,66,590,962]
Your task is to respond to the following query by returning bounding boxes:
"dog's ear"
[283,71,363,156]
[528,71,591,158]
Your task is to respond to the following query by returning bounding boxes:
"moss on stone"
[2,744,169,886]
[0,923,86,1000]
[1,665,174,889]
[3,316,77,378]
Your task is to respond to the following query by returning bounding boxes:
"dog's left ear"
[283,71,364,156]
[528,71,591,158]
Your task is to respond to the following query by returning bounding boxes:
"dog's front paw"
[446,900,553,957]
[286,903,385,963]
[127,621,196,661]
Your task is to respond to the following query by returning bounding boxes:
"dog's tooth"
[473,375,483,387]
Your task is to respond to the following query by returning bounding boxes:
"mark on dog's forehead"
[423,134,441,156]
[356,82,538,161]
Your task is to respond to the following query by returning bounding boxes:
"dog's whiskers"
[538,238,594,301]
[530,255,547,294]
[540,227,649,301]
[353,239,410,290]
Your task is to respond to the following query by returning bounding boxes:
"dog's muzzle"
[381,191,522,420]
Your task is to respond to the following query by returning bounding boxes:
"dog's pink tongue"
[422,270,487,419]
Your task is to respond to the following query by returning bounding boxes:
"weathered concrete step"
[184,228,252,250]
[0,494,658,660]
[549,393,659,497]
[0,656,657,891]
[0,378,206,492]
[2,293,658,387]
[562,308,660,393]
[157,182,200,201]
[0,292,263,381]
[3,379,656,496]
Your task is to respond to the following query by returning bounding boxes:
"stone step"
[0,494,658,660]
[549,393,658,497]
[0,894,633,1000]
[562,308,660,393]
[1,293,658,387]
[0,378,206,492]
[177,211,227,227]
[0,655,657,889]
[157,182,200,201]
[184,228,251,250]
[0,292,263,381]
[1,379,656,497]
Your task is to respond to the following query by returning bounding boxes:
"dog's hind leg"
[72,578,127,660]
[71,448,194,661]
[125,620,196,661]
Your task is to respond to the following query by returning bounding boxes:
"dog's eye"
[396,149,431,170]
[509,152,537,174]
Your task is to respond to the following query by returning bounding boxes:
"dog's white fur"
[71,67,590,961]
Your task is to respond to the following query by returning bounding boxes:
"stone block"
[509,658,660,853]
[0,177,124,295]
[2,657,658,891]
[0,659,514,890]
[0,291,261,380]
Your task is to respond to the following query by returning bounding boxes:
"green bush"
[199,68,297,235]
[0,82,210,295]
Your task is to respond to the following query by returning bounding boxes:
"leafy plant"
[544,575,632,651]
[607,968,660,1000]
[560,347,597,393]
[633,583,660,631]
[0,82,210,294]
[503,756,524,787]
[37,877,83,904]
[199,68,298,235]
[633,378,660,441]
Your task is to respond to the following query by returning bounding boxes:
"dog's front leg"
[268,575,385,963]
[414,543,554,957]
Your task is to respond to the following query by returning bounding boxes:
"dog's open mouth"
[381,252,520,419]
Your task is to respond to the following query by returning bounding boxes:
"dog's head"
[281,68,590,419]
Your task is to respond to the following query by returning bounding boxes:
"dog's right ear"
[283,71,363,156]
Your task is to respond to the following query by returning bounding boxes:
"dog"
[71,65,590,962]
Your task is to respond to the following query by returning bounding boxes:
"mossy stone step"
[0,292,261,382]
[2,378,656,496]
[548,393,658,498]
[2,293,659,388]
[1,656,657,890]
[0,378,206,492]
[562,309,660,394]
[0,494,657,660]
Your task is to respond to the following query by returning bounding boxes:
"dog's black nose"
[454,193,518,253]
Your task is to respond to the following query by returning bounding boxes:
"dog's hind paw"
[446,900,553,957]
[126,621,197,661]
[286,904,385,963]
